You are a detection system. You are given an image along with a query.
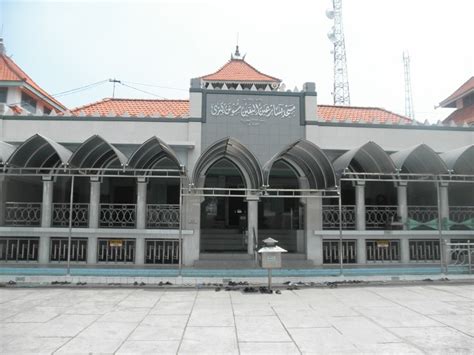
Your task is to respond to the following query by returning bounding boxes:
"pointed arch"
[68,135,127,170]
[263,139,336,189]
[0,141,15,166]
[391,144,448,174]
[127,136,182,173]
[333,141,396,177]
[6,134,72,169]
[440,145,474,175]
[193,137,263,189]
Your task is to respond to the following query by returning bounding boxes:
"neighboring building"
[0,46,473,268]
[441,76,474,125]
[0,39,66,115]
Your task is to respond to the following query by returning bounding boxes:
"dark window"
[21,92,37,113]
[0,88,7,103]
[43,107,51,115]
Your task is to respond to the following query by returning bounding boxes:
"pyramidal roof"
[201,46,281,84]
[0,40,66,111]
[440,76,474,108]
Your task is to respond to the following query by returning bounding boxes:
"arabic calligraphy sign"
[209,98,297,126]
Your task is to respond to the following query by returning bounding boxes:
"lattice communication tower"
[403,51,414,119]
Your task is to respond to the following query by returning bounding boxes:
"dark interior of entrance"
[201,159,247,252]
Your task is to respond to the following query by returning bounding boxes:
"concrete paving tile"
[6,309,59,323]
[178,326,238,354]
[390,326,474,353]
[446,300,474,312]
[142,314,189,327]
[232,303,275,316]
[150,301,194,315]
[64,302,116,315]
[354,305,440,327]
[289,327,357,353]
[0,336,69,354]
[328,316,400,345]
[354,342,425,354]
[188,305,234,327]
[309,303,359,317]
[274,307,331,328]
[408,286,470,302]
[55,337,123,354]
[129,324,184,341]
[236,316,291,342]
[98,307,149,323]
[30,314,98,337]
[401,300,469,315]
[430,314,474,336]
[116,340,180,354]
[75,321,137,340]
[239,341,300,354]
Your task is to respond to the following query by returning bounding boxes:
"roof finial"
[0,37,5,55]
[231,33,243,60]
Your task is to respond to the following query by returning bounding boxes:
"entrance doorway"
[200,159,247,252]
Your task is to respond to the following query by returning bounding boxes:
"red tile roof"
[442,105,474,125]
[201,59,281,83]
[0,54,66,110]
[317,105,412,123]
[440,76,474,108]
[71,98,189,117]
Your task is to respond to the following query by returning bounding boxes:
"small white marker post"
[258,237,287,290]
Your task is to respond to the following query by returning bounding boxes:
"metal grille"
[52,203,89,227]
[97,239,135,263]
[50,238,87,262]
[146,204,180,229]
[4,202,41,226]
[409,239,440,261]
[408,206,438,223]
[322,205,356,230]
[99,204,136,228]
[446,240,473,274]
[366,205,398,230]
[366,240,400,262]
[323,239,356,263]
[145,239,179,264]
[0,238,39,262]
[450,206,474,224]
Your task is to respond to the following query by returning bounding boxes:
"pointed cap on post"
[263,237,278,247]
[231,45,243,60]
[0,38,6,55]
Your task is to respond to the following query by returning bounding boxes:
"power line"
[121,80,187,92]
[120,82,168,99]
[52,79,109,98]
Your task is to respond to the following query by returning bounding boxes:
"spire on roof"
[0,38,5,55]
[231,45,244,60]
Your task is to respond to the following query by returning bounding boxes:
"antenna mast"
[403,51,414,119]
[327,0,350,105]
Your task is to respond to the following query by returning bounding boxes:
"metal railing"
[409,240,440,262]
[322,205,356,230]
[323,240,357,263]
[366,205,398,230]
[145,239,179,264]
[99,204,136,228]
[146,204,180,229]
[52,203,89,227]
[50,238,87,262]
[408,206,438,223]
[366,239,400,262]
[4,202,42,226]
[446,241,473,274]
[97,239,135,263]
[449,206,474,224]
[0,238,39,262]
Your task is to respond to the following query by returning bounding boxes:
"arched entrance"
[200,159,247,252]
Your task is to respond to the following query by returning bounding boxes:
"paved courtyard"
[0,283,473,354]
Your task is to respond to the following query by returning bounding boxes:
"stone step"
[199,253,253,260]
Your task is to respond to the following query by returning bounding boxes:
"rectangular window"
[0,87,7,103]
[21,92,37,113]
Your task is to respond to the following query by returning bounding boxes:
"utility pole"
[327,0,351,106]
[403,52,414,119]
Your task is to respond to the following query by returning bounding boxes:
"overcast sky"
[1,0,473,122]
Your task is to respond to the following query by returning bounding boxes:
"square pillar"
[41,176,54,227]
[39,235,50,264]
[246,195,259,255]
[439,182,449,227]
[355,181,366,231]
[305,193,323,265]
[356,238,367,264]
[89,177,101,229]
[396,182,408,229]
[87,236,97,264]
[136,177,148,230]
[135,237,145,265]
[0,176,6,225]
[400,237,410,264]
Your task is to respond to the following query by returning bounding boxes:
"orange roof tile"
[440,76,474,108]
[71,98,189,117]
[201,59,281,83]
[442,105,474,125]
[0,54,66,110]
[317,105,412,123]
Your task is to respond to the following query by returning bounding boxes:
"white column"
[41,176,53,227]
[89,177,101,228]
[355,181,366,231]
[87,236,97,264]
[439,182,449,228]
[0,176,5,225]
[136,177,148,229]
[135,238,145,265]
[396,182,408,229]
[356,238,367,264]
[400,237,410,263]
[39,236,50,264]
[306,193,323,265]
[246,195,259,255]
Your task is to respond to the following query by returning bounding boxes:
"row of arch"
[0,134,473,189]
